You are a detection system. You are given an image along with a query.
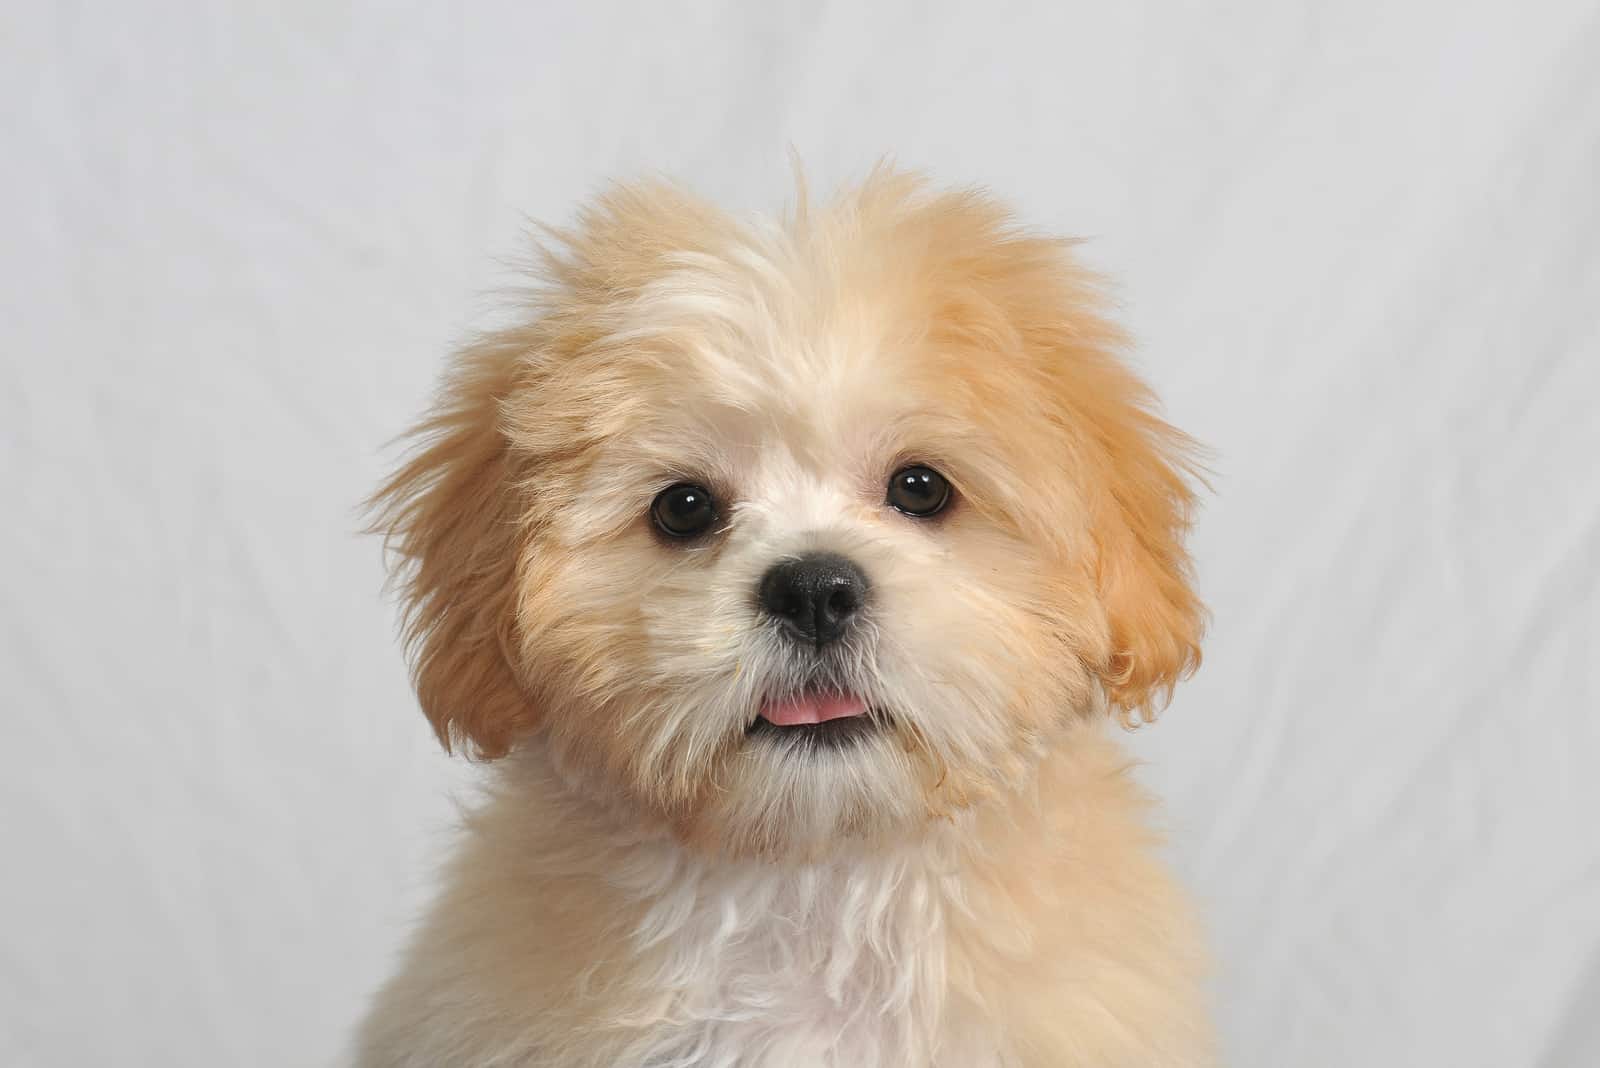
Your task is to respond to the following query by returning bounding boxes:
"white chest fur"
[605,837,1008,1068]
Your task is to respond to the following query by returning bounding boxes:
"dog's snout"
[758,552,868,647]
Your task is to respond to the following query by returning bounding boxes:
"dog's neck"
[419,716,1181,1068]
[493,743,995,1066]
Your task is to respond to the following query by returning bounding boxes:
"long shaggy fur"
[359,170,1211,1067]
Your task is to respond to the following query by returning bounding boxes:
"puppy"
[357,170,1211,1067]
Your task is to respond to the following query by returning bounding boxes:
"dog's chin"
[675,695,926,859]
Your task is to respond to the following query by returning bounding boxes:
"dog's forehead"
[615,257,936,478]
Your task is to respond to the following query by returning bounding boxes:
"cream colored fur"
[358,171,1212,1066]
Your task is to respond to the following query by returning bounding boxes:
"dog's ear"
[369,336,536,758]
[1078,371,1206,725]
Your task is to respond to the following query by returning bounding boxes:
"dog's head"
[373,173,1203,857]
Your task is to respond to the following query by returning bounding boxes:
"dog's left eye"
[652,483,718,538]
[887,465,952,517]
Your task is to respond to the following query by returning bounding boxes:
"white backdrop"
[4,2,1598,1065]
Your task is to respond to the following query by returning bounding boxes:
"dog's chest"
[618,856,1007,1068]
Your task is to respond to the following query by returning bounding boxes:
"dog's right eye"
[887,464,952,517]
[652,483,718,539]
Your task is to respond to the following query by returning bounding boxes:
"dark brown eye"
[652,483,717,538]
[886,465,951,517]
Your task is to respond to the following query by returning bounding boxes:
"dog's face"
[375,174,1202,857]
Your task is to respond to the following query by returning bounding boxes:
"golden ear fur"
[1078,372,1206,724]
[368,337,535,758]
[1019,247,1206,725]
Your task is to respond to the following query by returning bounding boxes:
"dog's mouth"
[746,690,885,749]
[761,691,867,726]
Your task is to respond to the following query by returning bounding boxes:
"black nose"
[758,552,869,647]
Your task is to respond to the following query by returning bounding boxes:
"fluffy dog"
[357,170,1211,1067]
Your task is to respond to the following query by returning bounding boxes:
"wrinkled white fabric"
[3,2,1596,1066]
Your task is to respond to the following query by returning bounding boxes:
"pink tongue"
[760,693,867,726]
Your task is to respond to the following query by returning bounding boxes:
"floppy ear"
[369,336,536,758]
[1083,383,1206,725]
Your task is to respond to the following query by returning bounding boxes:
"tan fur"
[360,171,1212,1066]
